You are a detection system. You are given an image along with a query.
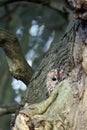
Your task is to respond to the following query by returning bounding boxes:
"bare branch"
[0,29,33,86]
[0,0,71,14]
[0,104,22,116]
[0,0,49,7]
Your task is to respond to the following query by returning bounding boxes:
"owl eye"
[52,77,57,81]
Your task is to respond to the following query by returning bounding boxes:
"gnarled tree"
[0,0,87,130]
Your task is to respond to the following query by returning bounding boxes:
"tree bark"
[25,20,76,104]
[0,29,33,85]
[13,18,87,130]
[1,0,87,130]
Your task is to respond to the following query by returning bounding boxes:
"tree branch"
[0,104,22,116]
[0,0,71,14]
[0,29,33,86]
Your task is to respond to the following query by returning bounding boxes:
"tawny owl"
[46,69,63,96]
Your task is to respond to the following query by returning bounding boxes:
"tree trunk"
[0,0,87,129]
[13,18,87,130]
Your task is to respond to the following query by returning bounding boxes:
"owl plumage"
[46,69,63,96]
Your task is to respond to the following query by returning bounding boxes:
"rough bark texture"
[1,0,87,129]
[0,29,33,85]
[13,19,87,130]
[25,20,76,104]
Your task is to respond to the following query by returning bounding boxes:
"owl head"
[46,69,63,96]
[47,69,59,85]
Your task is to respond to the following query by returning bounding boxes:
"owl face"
[46,69,59,96]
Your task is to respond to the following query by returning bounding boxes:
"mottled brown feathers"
[46,69,63,96]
